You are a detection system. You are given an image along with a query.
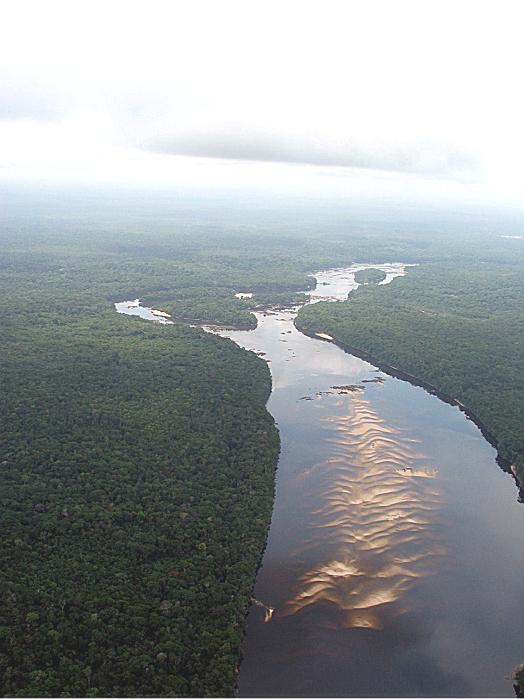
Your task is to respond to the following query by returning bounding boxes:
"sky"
[2,0,524,205]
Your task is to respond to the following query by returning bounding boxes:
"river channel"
[116,264,524,697]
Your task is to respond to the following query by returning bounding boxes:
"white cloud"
[1,0,524,201]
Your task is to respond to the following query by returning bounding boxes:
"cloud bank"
[145,129,480,178]
[1,0,523,196]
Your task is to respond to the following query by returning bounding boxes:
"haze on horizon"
[2,0,524,207]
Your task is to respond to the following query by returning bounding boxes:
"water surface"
[117,265,524,697]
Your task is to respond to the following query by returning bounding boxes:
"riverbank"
[296,260,524,494]
[295,321,523,494]
[514,665,524,697]
[116,264,524,696]
[214,265,524,697]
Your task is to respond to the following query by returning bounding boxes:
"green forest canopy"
[353,268,386,284]
[1,191,524,695]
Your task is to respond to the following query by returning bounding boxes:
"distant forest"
[1,191,523,695]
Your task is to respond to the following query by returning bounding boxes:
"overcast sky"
[2,0,524,204]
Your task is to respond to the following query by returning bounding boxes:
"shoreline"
[115,269,523,694]
[295,322,523,494]
[117,288,522,494]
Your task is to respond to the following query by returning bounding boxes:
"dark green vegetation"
[142,273,312,330]
[297,260,524,481]
[0,211,322,694]
[0,191,369,696]
[1,184,524,695]
[353,268,386,284]
[1,276,282,696]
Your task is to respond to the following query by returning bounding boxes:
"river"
[116,264,524,697]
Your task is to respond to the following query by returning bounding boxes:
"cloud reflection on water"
[281,394,446,630]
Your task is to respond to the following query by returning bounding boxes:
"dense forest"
[0,285,282,695]
[0,238,304,695]
[0,204,364,696]
[297,259,524,482]
[1,188,524,695]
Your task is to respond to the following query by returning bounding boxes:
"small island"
[354,268,387,284]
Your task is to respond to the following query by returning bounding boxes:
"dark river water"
[116,265,524,697]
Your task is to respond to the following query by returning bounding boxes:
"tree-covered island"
[353,268,387,284]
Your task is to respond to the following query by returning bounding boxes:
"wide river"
[117,265,524,697]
